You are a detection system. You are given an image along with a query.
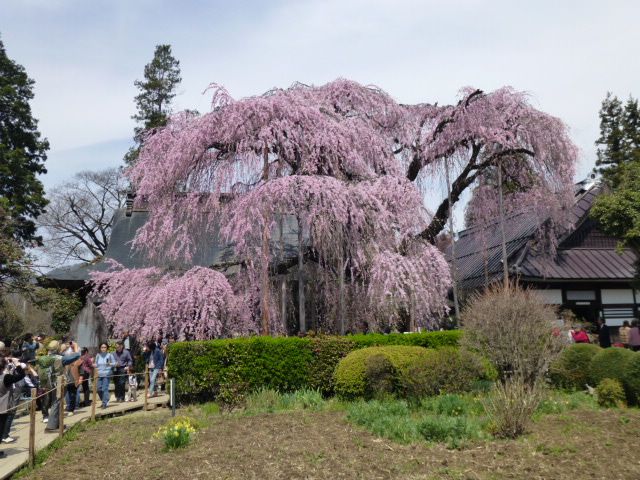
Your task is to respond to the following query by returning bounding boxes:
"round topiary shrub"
[334,345,430,400]
[588,347,635,386]
[549,343,601,390]
[400,347,496,398]
[596,378,626,408]
[622,352,640,405]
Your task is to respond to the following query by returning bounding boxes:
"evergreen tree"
[124,44,182,166]
[594,93,625,179]
[622,96,640,162]
[0,37,48,245]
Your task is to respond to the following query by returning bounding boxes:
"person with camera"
[0,356,26,458]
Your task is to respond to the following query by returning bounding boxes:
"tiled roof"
[520,249,638,280]
[45,209,301,282]
[451,179,638,288]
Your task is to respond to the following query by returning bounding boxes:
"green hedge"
[334,346,431,399]
[167,330,461,401]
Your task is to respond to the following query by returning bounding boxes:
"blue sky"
[2,0,639,198]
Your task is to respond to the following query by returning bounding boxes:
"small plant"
[596,378,626,408]
[417,415,486,449]
[485,378,544,439]
[154,416,198,450]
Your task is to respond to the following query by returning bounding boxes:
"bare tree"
[38,168,127,265]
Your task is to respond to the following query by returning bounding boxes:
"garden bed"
[17,391,640,480]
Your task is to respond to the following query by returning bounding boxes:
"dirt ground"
[19,408,640,480]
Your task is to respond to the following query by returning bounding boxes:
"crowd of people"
[569,318,640,350]
[0,332,173,459]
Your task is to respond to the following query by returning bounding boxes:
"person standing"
[79,348,95,407]
[619,320,631,348]
[122,331,137,356]
[64,345,82,415]
[0,357,25,458]
[113,342,133,402]
[37,341,59,425]
[20,334,38,363]
[597,317,611,348]
[95,343,115,409]
[143,341,164,398]
[45,342,80,432]
[629,320,640,352]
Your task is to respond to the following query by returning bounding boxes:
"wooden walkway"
[0,392,169,480]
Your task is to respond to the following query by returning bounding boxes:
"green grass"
[13,421,91,479]
[534,390,598,418]
[242,388,340,415]
[346,394,489,448]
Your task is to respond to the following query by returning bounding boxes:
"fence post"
[170,378,175,417]
[58,375,65,439]
[91,369,98,421]
[29,388,37,467]
[144,364,149,411]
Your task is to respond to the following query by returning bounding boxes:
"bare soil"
[20,408,640,480]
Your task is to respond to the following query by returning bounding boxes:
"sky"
[2,0,639,216]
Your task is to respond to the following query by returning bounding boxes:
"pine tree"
[124,44,181,166]
[0,37,48,245]
[595,93,625,178]
[622,96,640,162]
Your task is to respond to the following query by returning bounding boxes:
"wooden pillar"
[338,255,345,335]
[280,277,287,333]
[260,143,271,335]
[445,157,460,318]
[29,388,36,467]
[498,161,509,287]
[298,217,306,334]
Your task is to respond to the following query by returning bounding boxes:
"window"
[566,290,596,301]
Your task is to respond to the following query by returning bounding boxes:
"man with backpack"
[44,341,80,432]
[37,341,59,425]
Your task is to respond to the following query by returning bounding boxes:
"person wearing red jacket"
[571,326,590,343]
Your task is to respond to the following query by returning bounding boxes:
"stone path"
[0,392,169,479]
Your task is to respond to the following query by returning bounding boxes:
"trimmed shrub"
[364,354,397,398]
[168,331,460,401]
[348,330,462,349]
[596,378,626,408]
[622,353,640,405]
[549,343,601,390]
[588,347,635,386]
[400,347,496,398]
[334,346,430,399]
[168,336,314,402]
[307,336,356,395]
